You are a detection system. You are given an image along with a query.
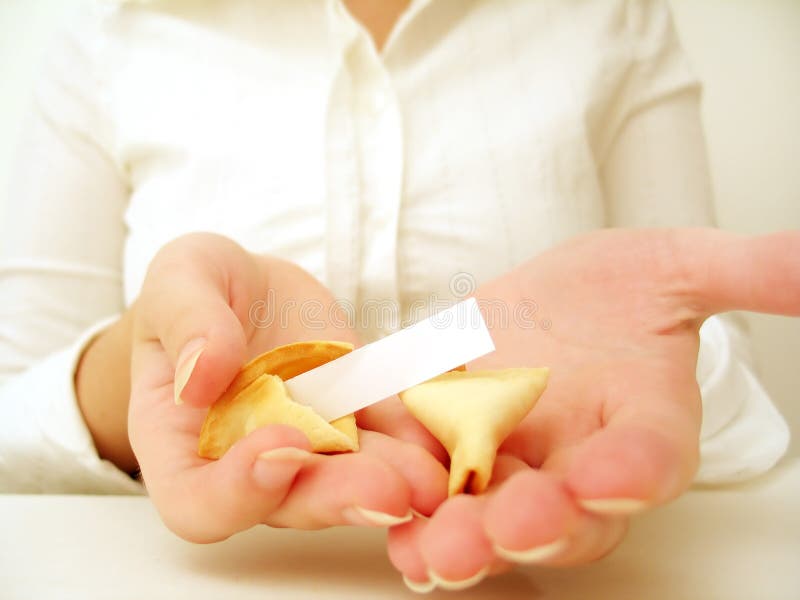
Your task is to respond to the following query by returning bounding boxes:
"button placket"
[323,6,363,308]
[350,42,404,339]
[324,58,361,308]
[325,1,406,340]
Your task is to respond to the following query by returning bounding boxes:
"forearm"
[75,308,137,473]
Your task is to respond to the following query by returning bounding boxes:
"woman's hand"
[125,233,447,542]
[387,228,799,591]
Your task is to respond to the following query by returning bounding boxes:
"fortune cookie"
[198,341,359,459]
[400,368,549,496]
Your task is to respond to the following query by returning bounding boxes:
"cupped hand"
[387,228,799,591]
[127,233,448,543]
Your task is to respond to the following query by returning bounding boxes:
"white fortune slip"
[284,298,495,422]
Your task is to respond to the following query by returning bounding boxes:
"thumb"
[134,234,254,408]
[546,368,701,514]
[170,296,248,407]
[679,228,800,318]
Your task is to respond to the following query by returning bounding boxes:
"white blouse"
[0,0,788,493]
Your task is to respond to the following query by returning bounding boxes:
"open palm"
[388,228,799,591]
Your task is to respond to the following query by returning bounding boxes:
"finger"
[483,467,628,567]
[130,360,416,540]
[545,377,701,514]
[265,449,414,530]
[387,518,434,593]
[548,515,628,567]
[357,396,449,464]
[389,516,513,594]
[387,455,528,592]
[417,494,496,589]
[136,234,255,407]
[488,453,533,486]
[357,430,448,517]
[483,469,577,562]
[678,229,800,317]
[146,424,313,543]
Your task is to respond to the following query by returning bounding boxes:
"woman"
[1,0,796,592]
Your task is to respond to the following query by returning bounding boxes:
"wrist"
[75,309,138,474]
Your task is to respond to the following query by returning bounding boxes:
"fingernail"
[174,338,206,405]
[258,447,312,462]
[428,566,489,591]
[252,447,311,489]
[493,536,568,564]
[402,574,436,594]
[579,498,648,515]
[342,505,414,527]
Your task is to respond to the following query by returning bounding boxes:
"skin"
[77,233,448,542]
[72,0,800,589]
[343,0,411,51]
[387,228,800,586]
[72,0,437,550]
[76,227,800,566]
[75,0,410,477]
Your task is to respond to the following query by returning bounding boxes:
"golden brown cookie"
[198,341,358,459]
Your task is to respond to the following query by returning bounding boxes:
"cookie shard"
[400,368,549,496]
[198,341,358,460]
[227,340,355,398]
[243,375,358,452]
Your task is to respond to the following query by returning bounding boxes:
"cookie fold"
[400,368,549,495]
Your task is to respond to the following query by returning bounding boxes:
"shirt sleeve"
[0,9,144,494]
[598,3,789,484]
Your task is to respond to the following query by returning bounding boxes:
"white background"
[1,0,798,457]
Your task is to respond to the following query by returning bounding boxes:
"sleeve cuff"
[0,316,145,494]
[695,315,790,484]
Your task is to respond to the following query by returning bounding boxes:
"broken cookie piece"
[198,341,359,459]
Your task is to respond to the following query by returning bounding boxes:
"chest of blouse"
[106,0,616,339]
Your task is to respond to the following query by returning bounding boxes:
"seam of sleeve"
[59,316,145,493]
[596,0,701,166]
[697,315,746,441]
[0,257,122,281]
[0,317,145,494]
[694,316,790,484]
[45,315,144,494]
[695,365,790,484]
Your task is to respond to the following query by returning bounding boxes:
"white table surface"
[2,459,799,600]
